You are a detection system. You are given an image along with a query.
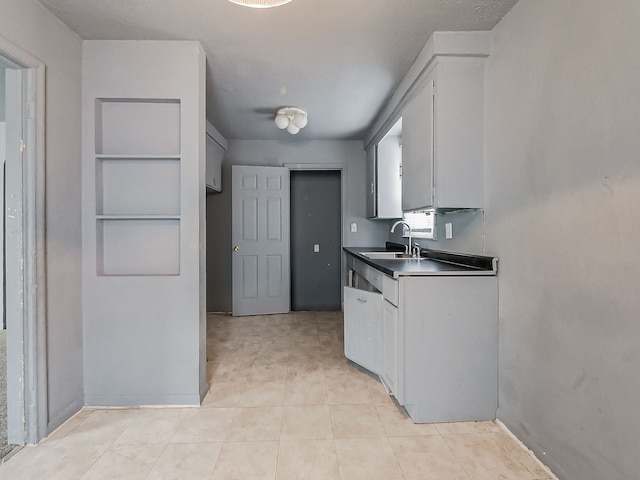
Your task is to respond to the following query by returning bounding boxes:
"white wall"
[484,1,640,479]
[206,140,392,312]
[0,0,83,434]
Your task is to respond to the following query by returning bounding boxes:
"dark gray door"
[291,170,341,311]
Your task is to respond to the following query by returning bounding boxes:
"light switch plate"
[314,244,320,252]
[445,223,453,239]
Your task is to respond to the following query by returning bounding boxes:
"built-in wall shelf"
[96,218,180,276]
[95,98,181,156]
[94,97,182,277]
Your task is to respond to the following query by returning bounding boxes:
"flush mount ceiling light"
[274,107,308,135]
[227,0,293,8]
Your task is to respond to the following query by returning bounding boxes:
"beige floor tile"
[58,409,139,446]
[288,346,325,364]
[366,378,394,404]
[276,439,340,480]
[238,381,286,407]
[443,432,536,480]
[254,349,290,365]
[210,360,253,383]
[115,409,186,444]
[326,375,373,404]
[335,437,404,480]
[210,441,279,480]
[170,408,235,443]
[248,362,289,382]
[390,435,471,480]
[202,381,246,407]
[290,333,321,347]
[80,444,165,480]
[3,313,556,480]
[284,377,328,406]
[280,405,333,440]
[225,406,283,441]
[435,420,501,435]
[494,430,554,478]
[0,445,107,480]
[330,404,385,438]
[41,408,94,445]
[146,443,222,480]
[286,361,325,383]
[375,403,439,437]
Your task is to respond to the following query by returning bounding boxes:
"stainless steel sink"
[359,251,422,260]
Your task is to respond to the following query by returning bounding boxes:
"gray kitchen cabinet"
[402,58,485,211]
[344,248,498,422]
[381,299,399,395]
[402,276,498,423]
[206,121,226,193]
[365,145,377,218]
[344,286,382,375]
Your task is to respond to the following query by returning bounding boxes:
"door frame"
[0,35,47,445]
[285,163,346,305]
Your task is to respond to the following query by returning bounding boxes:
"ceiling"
[38,0,518,141]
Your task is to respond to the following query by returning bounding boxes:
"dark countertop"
[344,246,498,278]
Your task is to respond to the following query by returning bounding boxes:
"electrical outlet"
[445,223,453,239]
[314,244,320,253]
[350,222,357,233]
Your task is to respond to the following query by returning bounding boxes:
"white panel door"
[232,165,290,316]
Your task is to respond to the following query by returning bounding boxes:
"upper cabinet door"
[365,145,377,218]
[206,133,224,192]
[401,59,485,211]
[402,76,434,212]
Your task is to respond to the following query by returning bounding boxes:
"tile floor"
[0,311,555,480]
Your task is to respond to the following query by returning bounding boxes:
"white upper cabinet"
[402,58,485,211]
[206,121,226,193]
[365,32,490,213]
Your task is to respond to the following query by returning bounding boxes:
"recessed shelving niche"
[97,218,180,276]
[96,157,181,216]
[95,99,181,155]
[94,98,182,276]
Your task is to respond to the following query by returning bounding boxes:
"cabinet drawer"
[347,257,384,292]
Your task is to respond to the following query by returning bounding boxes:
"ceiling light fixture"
[275,107,308,135]
[227,0,293,8]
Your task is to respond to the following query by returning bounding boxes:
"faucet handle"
[412,243,421,258]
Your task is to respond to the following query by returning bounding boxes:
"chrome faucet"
[390,220,414,257]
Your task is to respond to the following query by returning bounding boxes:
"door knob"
[233,246,240,252]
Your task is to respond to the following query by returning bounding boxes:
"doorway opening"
[0,62,9,459]
[290,170,342,311]
[0,36,47,453]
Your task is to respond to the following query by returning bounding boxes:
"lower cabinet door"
[382,299,398,396]
[343,286,383,375]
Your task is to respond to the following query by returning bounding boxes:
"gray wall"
[483,1,640,479]
[82,41,207,406]
[207,140,391,312]
[0,0,84,434]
